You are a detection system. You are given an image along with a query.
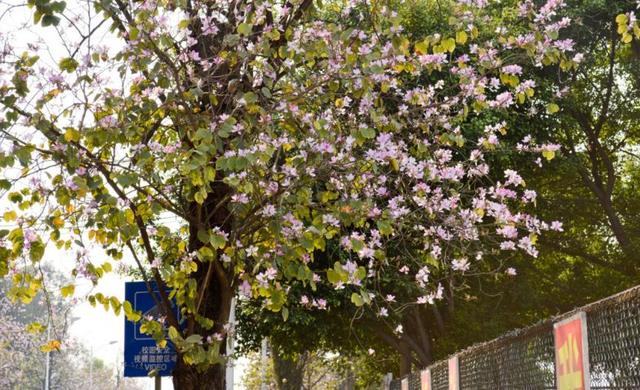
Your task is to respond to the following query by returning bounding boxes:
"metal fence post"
[448,356,459,390]
[383,373,393,390]
[421,369,431,390]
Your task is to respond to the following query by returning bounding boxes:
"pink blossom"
[452,258,470,272]
[501,64,523,75]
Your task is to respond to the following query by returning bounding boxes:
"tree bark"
[273,349,306,390]
[171,186,235,388]
[172,361,225,390]
[171,273,232,389]
[412,307,434,366]
[398,341,412,377]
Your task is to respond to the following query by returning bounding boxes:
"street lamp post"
[44,324,51,390]
[260,338,268,390]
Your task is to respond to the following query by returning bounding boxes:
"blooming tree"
[0,288,132,389]
[0,296,47,389]
[0,0,575,387]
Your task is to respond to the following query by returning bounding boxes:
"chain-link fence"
[388,284,640,390]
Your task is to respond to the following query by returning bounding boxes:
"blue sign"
[124,281,179,377]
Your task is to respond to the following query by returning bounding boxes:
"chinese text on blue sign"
[124,281,179,377]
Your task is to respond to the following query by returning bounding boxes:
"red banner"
[554,312,590,390]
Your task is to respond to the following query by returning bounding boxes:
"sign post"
[554,312,590,390]
[124,281,179,381]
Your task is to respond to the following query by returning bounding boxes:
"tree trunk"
[171,186,235,389]
[172,361,225,390]
[273,349,306,390]
[170,260,233,389]
[399,341,411,377]
[171,278,232,389]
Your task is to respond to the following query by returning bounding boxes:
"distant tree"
[242,348,341,390]
[0,269,142,389]
[242,351,278,390]
[0,295,126,389]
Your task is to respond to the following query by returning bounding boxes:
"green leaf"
[60,284,75,297]
[327,269,340,284]
[333,262,349,283]
[210,231,227,249]
[414,40,429,55]
[442,38,456,53]
[29,240,45,262]
[376,219,393,236]
[320,191,337,203]
[109,296,121,315]
[8,193,22,203]
[351,292,364,307]
[360,127,376,139]
[26,322,46,333]
[237,23,253,36]
[360,289,372,304]
[456,31,468,44]
[242,91,258,104]
[355,266,367,281]
[198,246,214,260]
[41,15,61,26]
[0,256,8,277]
[40,340,62,352]
[268,289,286,311]
[50,1,66,13]
[194,127,213,142]
[129,27,140,41]
[185,334,203,344]
[59,57,79,73]
[116,174,137,187]
[15,147,32,167]
[616,14,628,25]
[64,128,81,142]
[34,10,43,24]
[197,229,210,244]
[168,326,181,342]
[194,189,206,204]
[123,301,141,322]
[0,179,11,190]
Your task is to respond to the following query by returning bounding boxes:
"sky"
[0,1,250,388]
